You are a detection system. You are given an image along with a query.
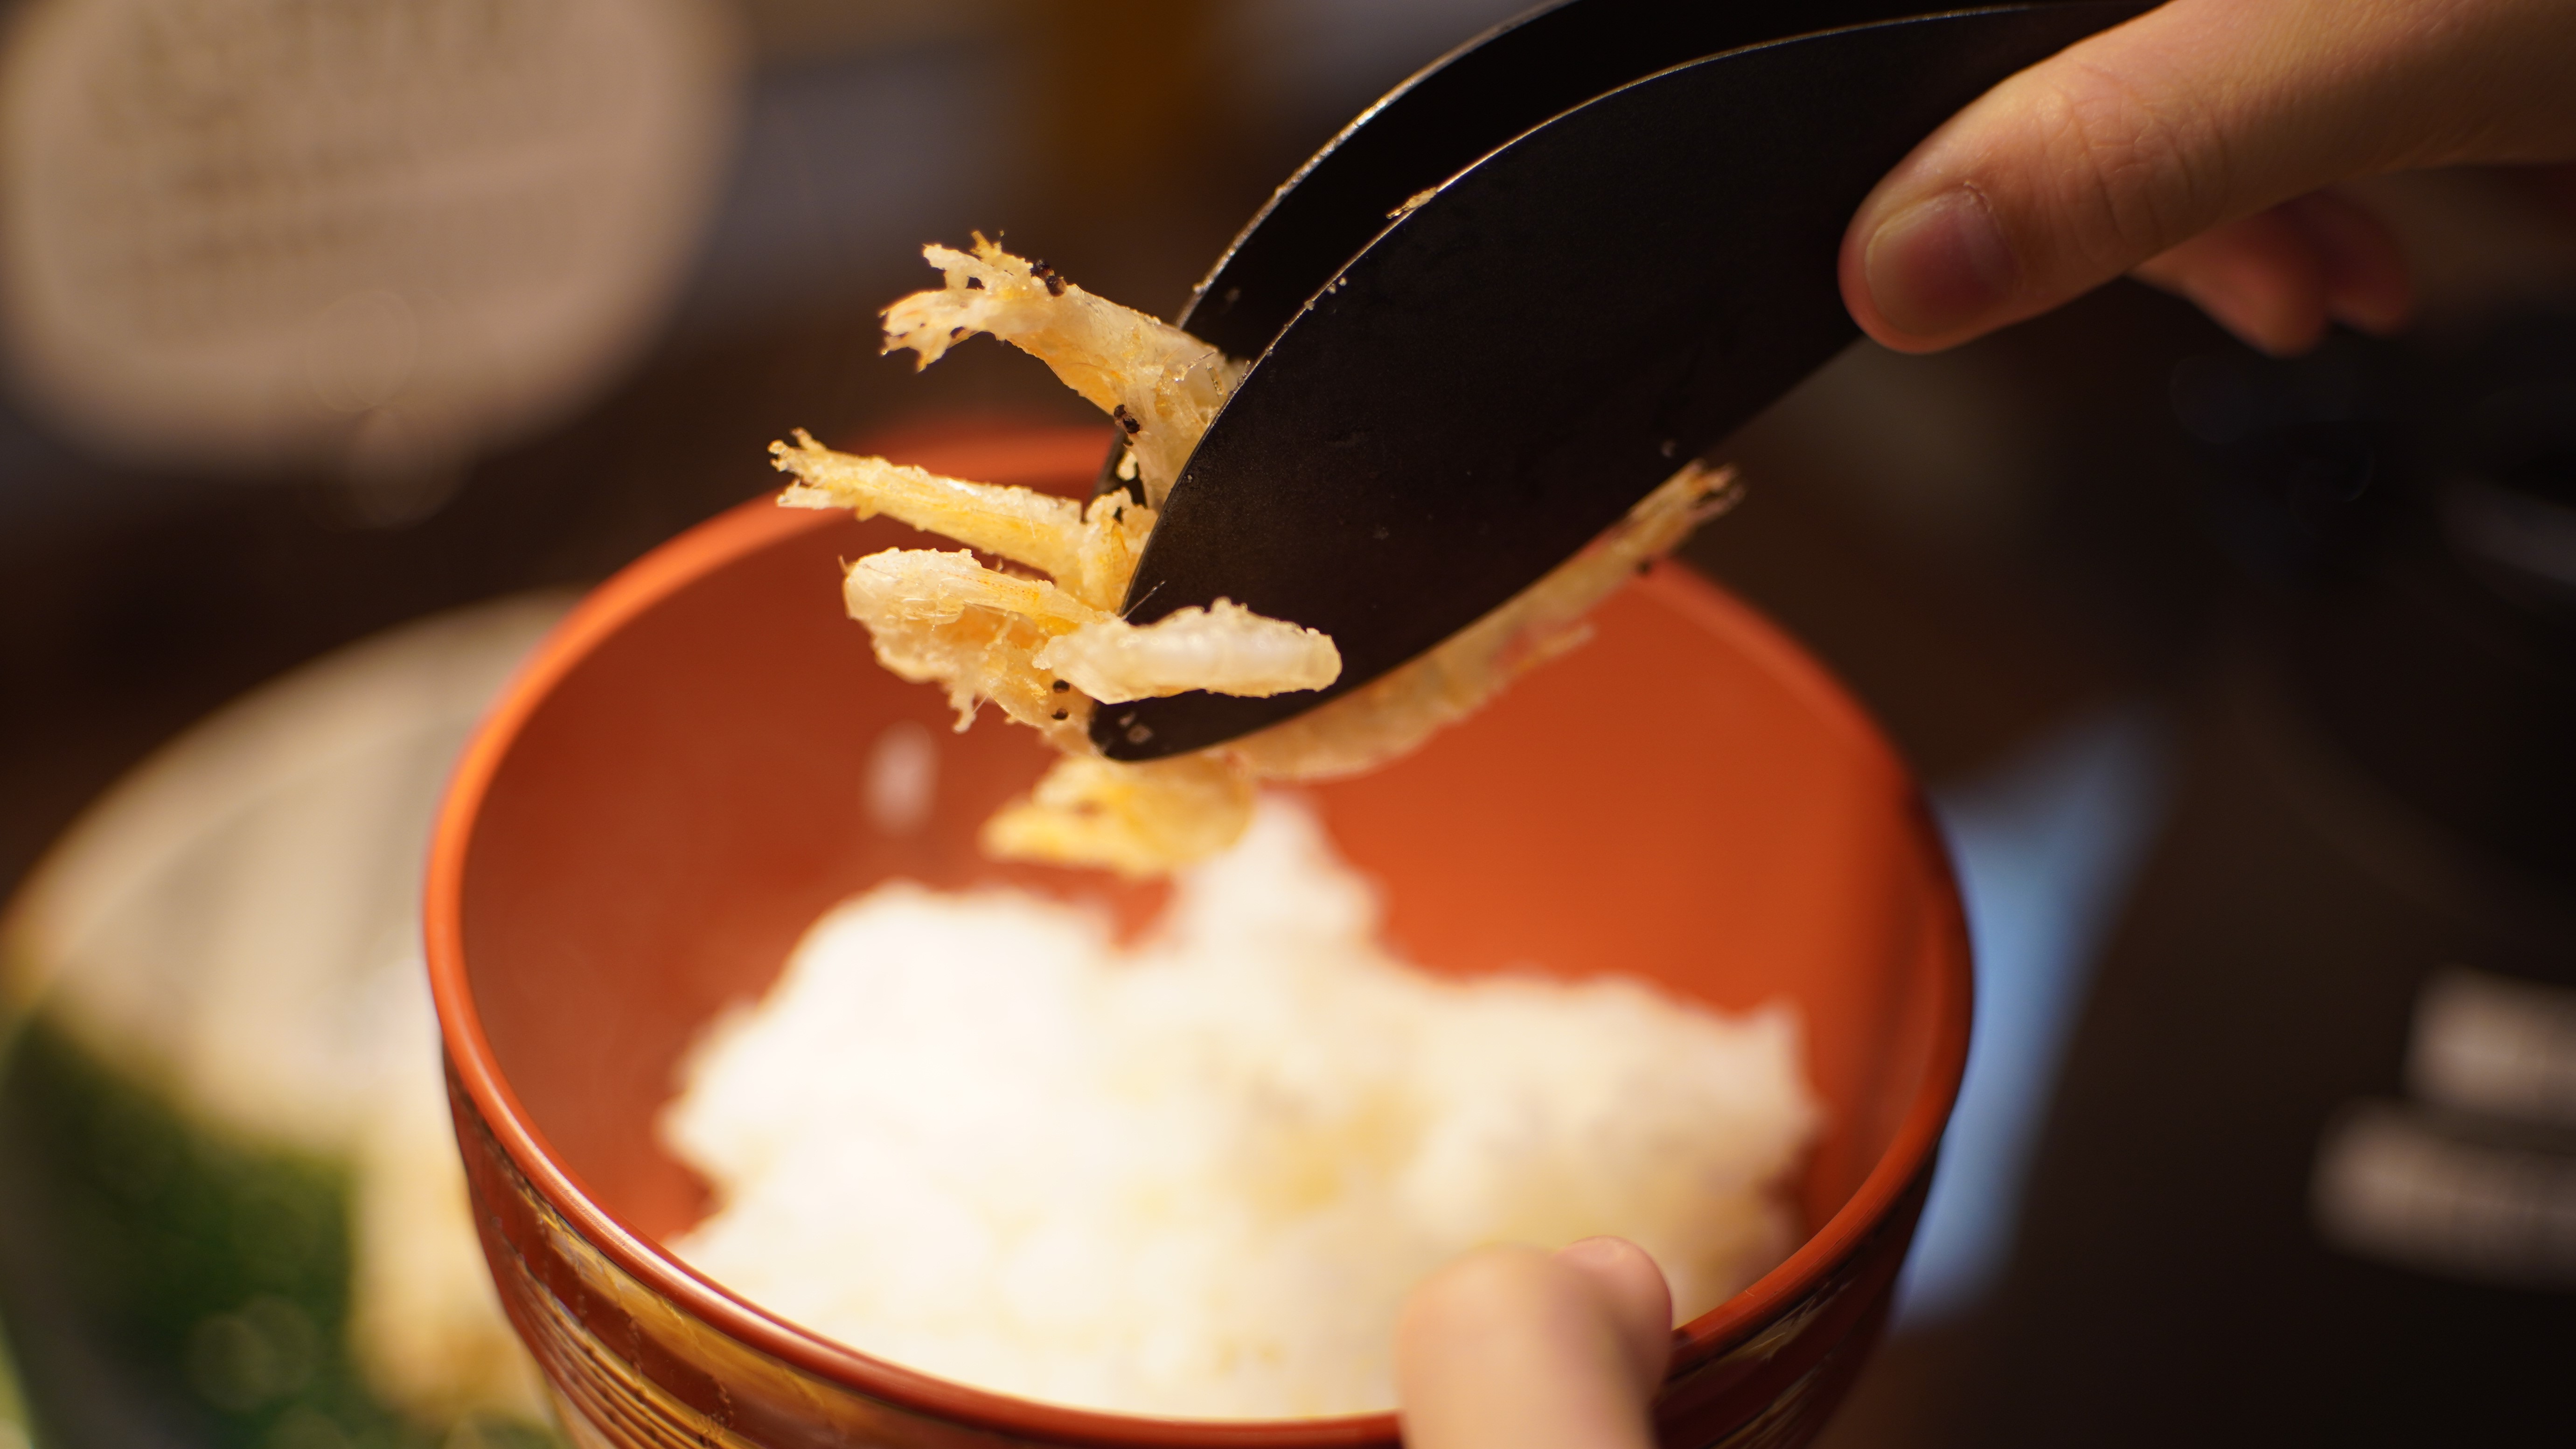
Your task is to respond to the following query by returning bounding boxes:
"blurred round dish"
[0,597,571,1449]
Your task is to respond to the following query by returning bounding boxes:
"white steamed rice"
[661,797,1817,1419]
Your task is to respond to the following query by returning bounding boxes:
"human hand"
[1395,1238,1674,1449]
[1841,0,2576,355]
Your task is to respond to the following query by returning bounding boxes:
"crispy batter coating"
[979,755,1256,881]
[776,404,1338,800]
[1223,464,1739,782]
[780,242,1734,876]
[881,236,1241,509]
[836,547,1099,750]
[1036,599,1340,705]
[775,429,1151,613]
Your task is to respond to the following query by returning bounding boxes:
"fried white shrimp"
[1036,600,1340,705]
[775,426,1337,774]
[776,431,1151,613]
[881,235,1241,508]
[834,548,1100,751]
[779,241,1733,876]
[1223,464,1740,782]
[979,755,1255,881]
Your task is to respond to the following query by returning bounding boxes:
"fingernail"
[1865,186,2019,339]
[1555,1238,1627,1272]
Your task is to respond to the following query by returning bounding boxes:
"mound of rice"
[661,798,1817,1419]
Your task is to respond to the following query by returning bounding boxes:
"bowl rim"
[426,470,1972,1449]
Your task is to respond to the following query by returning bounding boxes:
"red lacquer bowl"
[426,425,1970,1449]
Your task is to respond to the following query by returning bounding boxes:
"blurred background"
[0,2,2569,1448]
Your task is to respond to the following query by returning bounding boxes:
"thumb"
[1395,1240,1674,1449]
[1841,0,2576,353]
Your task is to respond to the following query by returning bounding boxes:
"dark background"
[4,2,2572,1444]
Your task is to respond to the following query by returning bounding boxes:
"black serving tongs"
[1094,0,2152,760]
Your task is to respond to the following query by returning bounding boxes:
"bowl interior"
[446,429,1961,1361]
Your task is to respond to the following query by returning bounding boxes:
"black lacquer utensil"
[1097,0,2152,759]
